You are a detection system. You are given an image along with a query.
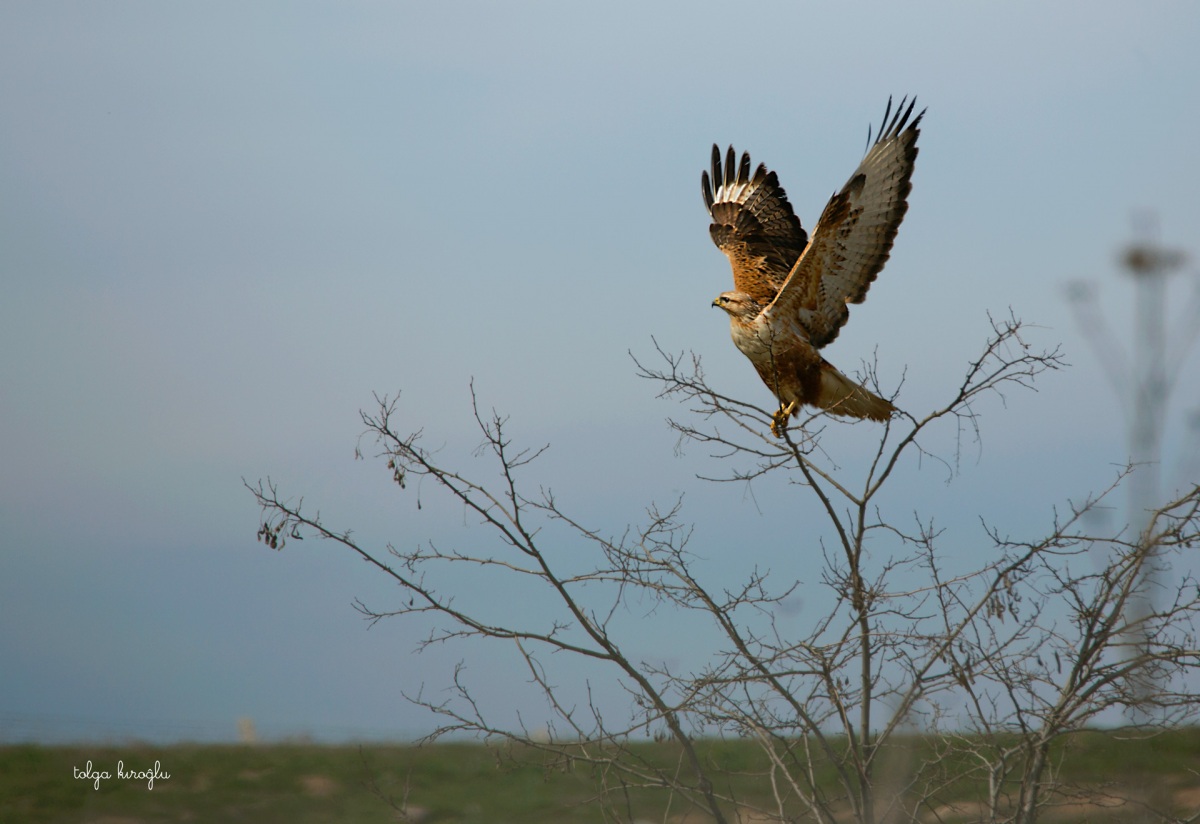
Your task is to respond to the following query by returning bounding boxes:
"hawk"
[704,97,923,436]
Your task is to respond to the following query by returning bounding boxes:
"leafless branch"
[251,312,1200,823]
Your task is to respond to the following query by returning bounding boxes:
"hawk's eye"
[720,296,729,303]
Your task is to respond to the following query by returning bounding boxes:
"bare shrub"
[251,312,1200,823]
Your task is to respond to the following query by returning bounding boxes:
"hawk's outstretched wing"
[702,145,809,307]
[769,97,923,348]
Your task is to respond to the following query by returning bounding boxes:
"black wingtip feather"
[702,144,721,212]
[703,144,757,213]
[865,95,925,152]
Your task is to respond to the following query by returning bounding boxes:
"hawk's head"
[712,291,762,322]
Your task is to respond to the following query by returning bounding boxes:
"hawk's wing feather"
[703,145,809,307]
[769,97,924,348]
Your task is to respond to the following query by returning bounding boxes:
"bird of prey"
[704,97,923,436]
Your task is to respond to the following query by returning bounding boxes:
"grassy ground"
[2,730,1199,823]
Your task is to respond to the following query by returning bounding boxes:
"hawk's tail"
[816,361,896,422]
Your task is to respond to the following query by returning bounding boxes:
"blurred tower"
[1067,215,1195,719]
[1120,235,1188,548]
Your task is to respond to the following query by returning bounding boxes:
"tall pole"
[1123,241,1173,719]
[1125,241,1179,538]
[1067,221,1191,721]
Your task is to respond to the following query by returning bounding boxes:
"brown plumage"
[704,97,923,435]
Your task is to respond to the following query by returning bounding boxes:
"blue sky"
[2,1,1198,743]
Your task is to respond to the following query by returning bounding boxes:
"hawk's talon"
[771,400,799,437]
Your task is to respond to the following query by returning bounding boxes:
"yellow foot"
[770,400,799,438]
